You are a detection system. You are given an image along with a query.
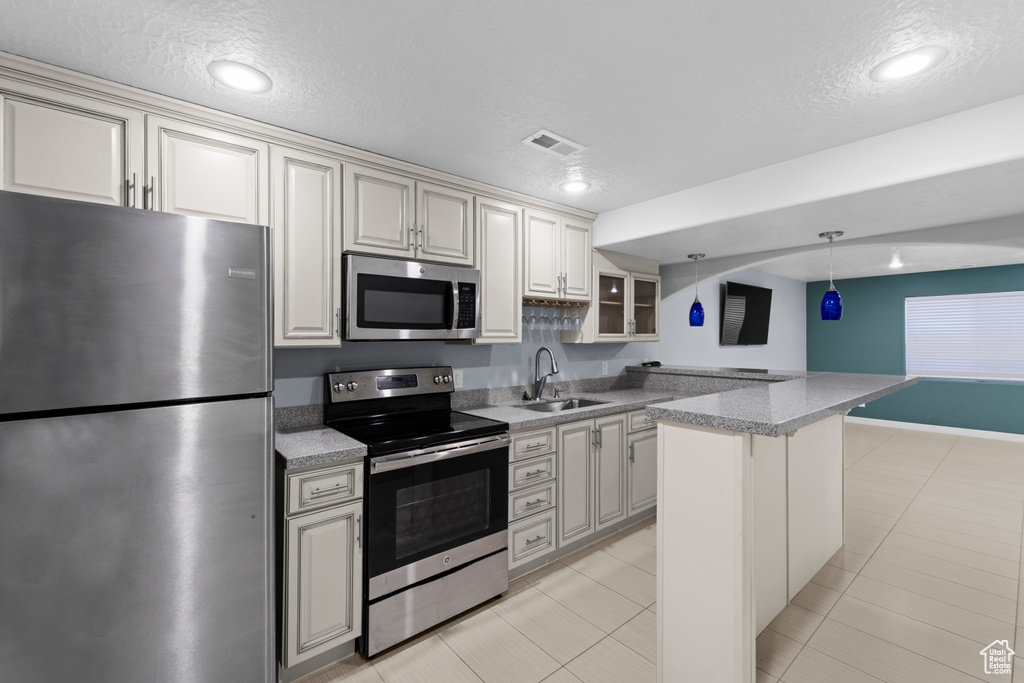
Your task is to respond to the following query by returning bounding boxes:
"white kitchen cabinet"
[571,250,660,343]
[523,208,591,301]
[283,500,362,668]
[0,87,144,207]
[344,164,474,266]
[474,196,523,343]
[627,430,658,516]
[281,461,364,670]
[556,419,595,546]
[594,413,628,531]
[272,146,343,347]
[146,115,269,224]
[562,218,593,299]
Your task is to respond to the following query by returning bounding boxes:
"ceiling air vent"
[522,129,587,158]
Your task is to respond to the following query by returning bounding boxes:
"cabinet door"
[561,219,592,300]
[273,146,343,346]
[595,266,630,341]
[595,414,628,531]
[627,430,658,515]
[284,501,362,668]
[0,91,143,206]
[523,208,561,298]
[344,164,414,257]
[475,197,522,344]
[557,419,594,546]
[631,274,660,340]
[147,115,269,224]
[417,180,474,265]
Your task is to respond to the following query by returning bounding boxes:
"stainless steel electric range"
[323,366,510,657]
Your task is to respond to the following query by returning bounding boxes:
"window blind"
[905,291,1024,381]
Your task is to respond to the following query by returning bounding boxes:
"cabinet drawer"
[287,462,363,516]
[508,481,556,522]
[627,409,656,433]
[508,453,555,491]
[510,427,557,461]
[509,508,557,569]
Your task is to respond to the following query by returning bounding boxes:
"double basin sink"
[519,397,609,413]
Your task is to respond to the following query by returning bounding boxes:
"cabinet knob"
[346,381,359,391]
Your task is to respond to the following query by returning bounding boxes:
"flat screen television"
[720,281,772,346]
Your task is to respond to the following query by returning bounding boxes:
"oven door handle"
[370,434,511,473]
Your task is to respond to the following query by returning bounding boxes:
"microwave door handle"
[448,280,458,330]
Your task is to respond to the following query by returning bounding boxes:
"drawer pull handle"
[524,499,545,508]
[310,483,347,497]
[525,443,545,450]
[525,535,546,546]
[524,469,545,478]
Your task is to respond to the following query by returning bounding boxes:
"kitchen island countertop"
[645,370,917,437]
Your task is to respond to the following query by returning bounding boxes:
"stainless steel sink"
[520,398,610,412]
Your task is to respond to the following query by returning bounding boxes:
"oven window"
[358,274,449,329]
[394,470,489,560]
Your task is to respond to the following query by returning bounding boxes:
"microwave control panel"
[457,283,476,329]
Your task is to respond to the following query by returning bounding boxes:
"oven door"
[365,434,509,600]
[344,254,479,340]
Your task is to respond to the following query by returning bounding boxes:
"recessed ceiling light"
[208,60,273,93]
[889,249,903,269]
[870,46,947,82]
[559,180,590,193]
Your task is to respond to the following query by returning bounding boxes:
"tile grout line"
[785,433,1007,681]
[773,429,959,682]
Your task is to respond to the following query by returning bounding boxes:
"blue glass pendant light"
[688,253,705,326]
[818,231,844,321]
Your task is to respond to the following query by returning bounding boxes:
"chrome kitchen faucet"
[532,346,559,400]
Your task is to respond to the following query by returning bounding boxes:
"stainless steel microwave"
[343,254,481,340]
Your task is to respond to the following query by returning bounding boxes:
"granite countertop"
[625,364,813,382]
[459,388,685,432]
[276,426,366,469]
[646,372,918,437]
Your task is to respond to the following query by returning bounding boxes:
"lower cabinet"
[507,426,558,570]
[509,409,658,570]
[627,429,658,515]
[280,462,363,670]
[557,412,628,546]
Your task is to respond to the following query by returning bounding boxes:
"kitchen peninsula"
[643,367,917,683]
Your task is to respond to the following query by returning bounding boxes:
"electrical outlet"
[453,369,464,389]
[601,361,609,376]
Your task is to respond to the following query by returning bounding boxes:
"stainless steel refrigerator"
[0,190,274,682]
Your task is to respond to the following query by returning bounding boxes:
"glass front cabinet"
[591,252,660,343]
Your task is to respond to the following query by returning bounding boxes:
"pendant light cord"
[829,235,834,286]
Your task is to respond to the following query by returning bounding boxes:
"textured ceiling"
[2,0,1024,216]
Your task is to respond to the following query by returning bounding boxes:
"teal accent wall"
[806,263,1024,435]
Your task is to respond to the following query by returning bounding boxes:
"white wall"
[655,267,806,370]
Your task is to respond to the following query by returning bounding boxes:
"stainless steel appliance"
[343,254,481,340]
[0,191,274,683]
[323,367,509,657]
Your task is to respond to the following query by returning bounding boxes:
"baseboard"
[846,416,1024,444]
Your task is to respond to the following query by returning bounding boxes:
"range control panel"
[326,366,454,403]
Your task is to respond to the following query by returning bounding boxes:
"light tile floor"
[303,423,1024,683]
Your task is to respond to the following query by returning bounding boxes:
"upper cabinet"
[146,115,269,225]
[272,146,344,347]
[567,250,660,343]
[474,197,523,344]
[0,86,144,207]
[523,208,591,301]
[344,164,474,266]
